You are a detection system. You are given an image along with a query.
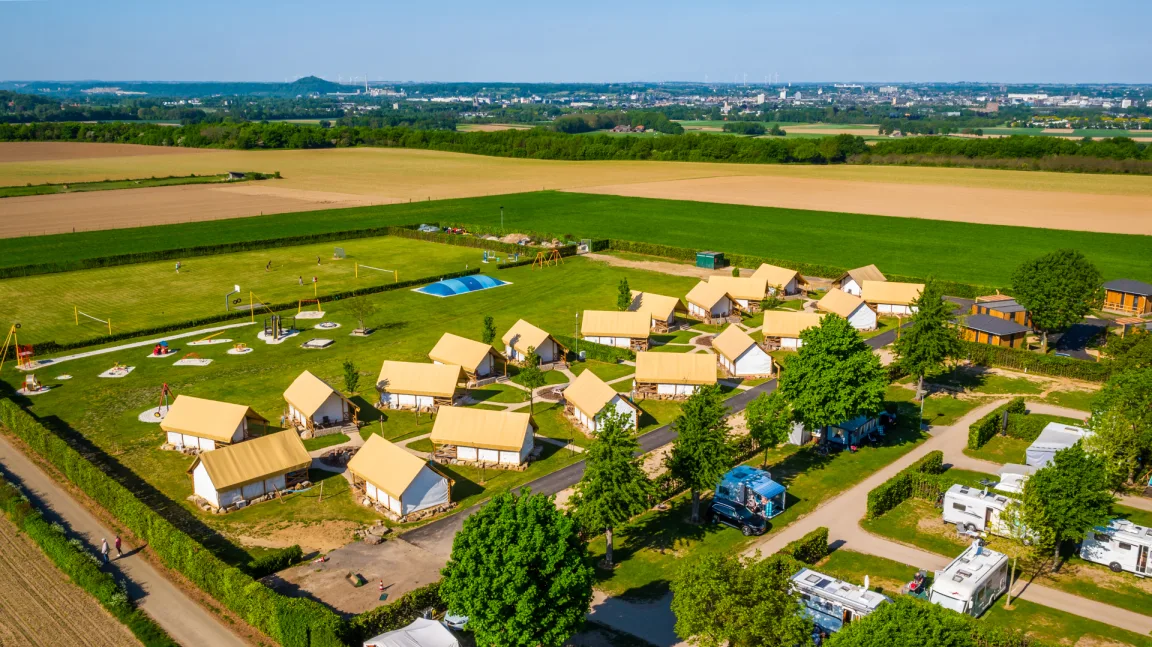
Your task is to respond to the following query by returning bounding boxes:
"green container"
[696,251,726,269]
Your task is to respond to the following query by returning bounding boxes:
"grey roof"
[963,314,1030,337]
[1104,279,1152,297]
[978,299,1026,314]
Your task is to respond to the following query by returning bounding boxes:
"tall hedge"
[779,527,830,564]
[865,450,945,519]
[961,341,1112,382]
[966,398,1027,450]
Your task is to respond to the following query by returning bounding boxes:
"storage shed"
[347,434,451,520]
[160,395,267,451]
[428,332,506,382]
[695,251,727,269]
[817,289,878,331]
[961,314,1030,349]
[628,290,689,332]
[833,264,886,297]
[188,431,311,511]
[751,263,807,296]
[501,319,566,366]
[633,351,717,400]
[377,361,461,411]
[283,370,358,435]
[685,281,734,324]
[1026,423,1093,467]
[563,369,640,433]
[862,280,923,316]
[712,325,774,377]
[761,311,824,350]
[1103,279,1152,315]
[580,310,651,350]
[430,407,535,467]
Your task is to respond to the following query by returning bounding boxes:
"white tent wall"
[192,463,220,508]
[363,618,459,647]
[312,393,347,425]
[380,392,435,409]
[733,346,774,376]
[846,304,878,330]
[402,467,451,515]
[780,336,803,349]
[584,335,631,348]
[876,303,917,315]
[656,383,700,396]
[841,278,862,295]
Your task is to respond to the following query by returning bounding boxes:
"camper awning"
[160,395,266,442]
[188,431,311,490]
[377,361,461,398]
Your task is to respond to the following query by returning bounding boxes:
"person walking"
[298,276,303,286]
[114,535,123,558]
[316,256,321,266]
[100,538,109,564]
[266,260,272,272]
[175,261,181,273]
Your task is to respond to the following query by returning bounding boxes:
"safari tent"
[761,311,823,350]
[707,275,769,312]
[633,351,717,399]
[751,263,807,296]
[817,288,878,331]
[580,310,651,350]
[861,280,923,316]
[347,434,451,519]
[833,264,886,296]
[160,395,267,451]
[685,281,734,323]
[628,290,689,332]
[562,369,640,433]
[429,407,535,467]
[376,360,461,411]
[188,431,311,510]
[712,325,774,377]
[283,370,358,435]
[428,332,506,382]
[501,319,566,366]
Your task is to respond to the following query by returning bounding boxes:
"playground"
[0,236,481,345]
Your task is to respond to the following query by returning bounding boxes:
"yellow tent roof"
[501,319,563,356]
[751,264,807,289]
[428,333,504,373]
[629,290,688,321]
[762,311,824,338]
[635,352,717,385]
[862,280,923,306]
[188,431,311,491]
[817,288,867,318]
[563,369,637,419]
[283,371,349,417]
[711,325,758,362]
[430,407,534,452]
[160,395,266,443]
[836,264,886,285]
[685,281,730,309]
[707,275,769,300]
[377,361,461,398]
[347,434,441,502]
[581,310,651,338]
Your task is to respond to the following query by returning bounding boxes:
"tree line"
[551,110,684,134]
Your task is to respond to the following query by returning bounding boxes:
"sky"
[1,0,1149,84]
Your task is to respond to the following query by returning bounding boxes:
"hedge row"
[246,545,304,579]
[0,476,176,647]
[34,268,481,354]
[961,341,1113,383]
[555,334,637,364]
[495,244,580,270]
[342,582,443,645]
[388,226,543,256]
[1003,412,1085,442]
[966,398,1028,450]
[865,450,945,519]
[0,400,345,647]
[779,527,830,564]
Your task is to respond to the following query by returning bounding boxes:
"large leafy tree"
[1102,329,1152,373]
[668,384,733,523]
[1020,444,1114,571]
[1011,249,1102,352]
[441,490,594,647]
[744,390,793,467]
[894,278,961,405]
[570,410,653,567]
[779,313,887,432]
[1085,368,1152,488]
[671,553,812,647]
[827,596,976,647]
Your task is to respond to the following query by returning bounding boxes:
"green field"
[981,127,1152,138]
[0,173,271,198]
[4,193,1148,287]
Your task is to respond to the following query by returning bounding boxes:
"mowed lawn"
[3,192,1147,286]
[1,256,698,564]
[1,236,480,344]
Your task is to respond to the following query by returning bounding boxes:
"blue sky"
[1,0,1148,83]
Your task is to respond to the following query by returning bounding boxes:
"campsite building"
[685,281,734,323]
[833,264,886,296]
[347,435,451,520]
[712,325,774,377]
[628,290,688,332]
[862,280,923,315]
[633,351,717,399]
[1103,279,1152,315]
[971,294,1031,328]
[580,310,651,350]
[428,332,506,382]
[761,311,824,350]
[791,568,890,634]
[429,407,535,467]
[1026,423,1093,467]
[817,288,878,331]
[563,369,640,433]
[160,395,267,451]
[961,314,1030,349]
[376,361,461,411]
[707,275,769,312]
[283,370,359,436]
[501,319,566,366]
[188,431,312,511]
[751,263,807,296]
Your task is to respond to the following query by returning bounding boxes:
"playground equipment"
[173,352,212,367]
[227,342,254,355]
[99,362,134,378]
[262,314,297,341]
[297,299,325,319]
[156,383,172,417]
[334,247,346,260]
[225,284,240,312]
[356,263,398,282]
[149,341,174,357]
[247,291,276,322]
[531,249,564,269]
[0,324,35,373]
[74,306,112,335]
[481,250,502,264]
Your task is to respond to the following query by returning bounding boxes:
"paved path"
[0,434,247,647]
[25,322,258,369]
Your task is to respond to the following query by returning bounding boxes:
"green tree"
[827,596,976,647]
[342,359,359,394]
[617,278,632,311]
[517,347,547,413]
[441,490,594,647]
[779,314,887,434]
[668,385,732,523]
[1103,329,1152,373]
[481,315,496,344]
[671,553,811,647]
[1011,250,1102,352]
[1085,368,1152,487]
[569,410,653,567]
[744,391,792,466]
[1020,444,1114,571]
[894,278,962,406]
[345,294,377,333]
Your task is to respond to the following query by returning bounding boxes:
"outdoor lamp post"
[575,312,579,356]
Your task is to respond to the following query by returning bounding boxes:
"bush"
[246,545,304,578]
[961,341,1113,382]
[555,334,636,363]
[865,451,945,519]
[966,398,1027,449]
[342,582,443,645]
[779,527,829,564]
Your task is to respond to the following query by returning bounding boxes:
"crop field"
[0,516,141,647]
[0,254,698,563]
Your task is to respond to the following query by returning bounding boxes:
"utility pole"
[500,205,504,233]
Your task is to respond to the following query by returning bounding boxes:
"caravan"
[790,568,890,634]
[1079,519,1152,576]
[941,484,1017,537]
[928,542,1009,617]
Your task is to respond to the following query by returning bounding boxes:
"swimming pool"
[414,275,510,297]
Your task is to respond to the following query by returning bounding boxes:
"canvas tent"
[1026,423,1093,467]
[634,351,716,399]
[817,288,877,331]
[761,311,823,350]
[501,319,566,365]
[707,275,769,311]
[430,406,535,466]
[160,395,267,451]
[428,332,505,380]
[833,264,886,296]
[685,281,733,322]
[750,263,806,296]
[188,431,311,510]
[712,325,774,377]
[563,369,639,432]
[363,618,459,647]
[862,280,923,315]
[580,310,651,350]
[283,370,358,433]
[377,361,460,411]
[628,290,688,332]
[347,435,450,518]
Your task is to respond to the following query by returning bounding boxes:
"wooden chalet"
[971,294,1031,328]
[1103,279,1152,316]
[961,314,1030,349]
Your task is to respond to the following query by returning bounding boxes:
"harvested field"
[0,516,140,647]
[0,141,213,163]
[456,123,533,132]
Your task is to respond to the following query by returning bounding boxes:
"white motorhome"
[928,542,1009,617]
[942,484,1016,537]
[1079,519,1151,576]
[790,568,890,634]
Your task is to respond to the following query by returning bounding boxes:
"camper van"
[790,568,890,634]
[928,542,1009,617]
[942,484,1016,536]
[1079,519,1152,576]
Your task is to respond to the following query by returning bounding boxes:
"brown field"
[2,143,1152,237]
[456,123,533,132]
[0,517,140,647]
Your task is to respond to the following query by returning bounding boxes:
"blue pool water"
[415,275,510,297]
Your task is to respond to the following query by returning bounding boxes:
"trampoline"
[415,275,510,297]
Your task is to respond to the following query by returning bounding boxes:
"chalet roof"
[750,264,807,289]
[188,431,311,491]
[963,314,1031,336]
[685,281,731,309]
[283,371,349,417]
[707,275,769,300]
[160,395,266,442]
[835,264,886,286]
[376,361,461,398]
[635,352,717,385]
[347,434,441,502]
[501,319,563,357]
[563,370,637,419]
[761,311,823,338]
[1104,279,1152,297]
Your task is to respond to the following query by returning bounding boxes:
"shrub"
[966,398,1027,450]
[961,341,1113,382]
[865,451,945,519]
[779,527,829,564]
[246,545,304,578]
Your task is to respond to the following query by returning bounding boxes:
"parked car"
[443,613,468,631]
[706,499,766,536]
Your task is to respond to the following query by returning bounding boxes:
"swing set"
[531,249,564,269]
[0,324,35,373]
